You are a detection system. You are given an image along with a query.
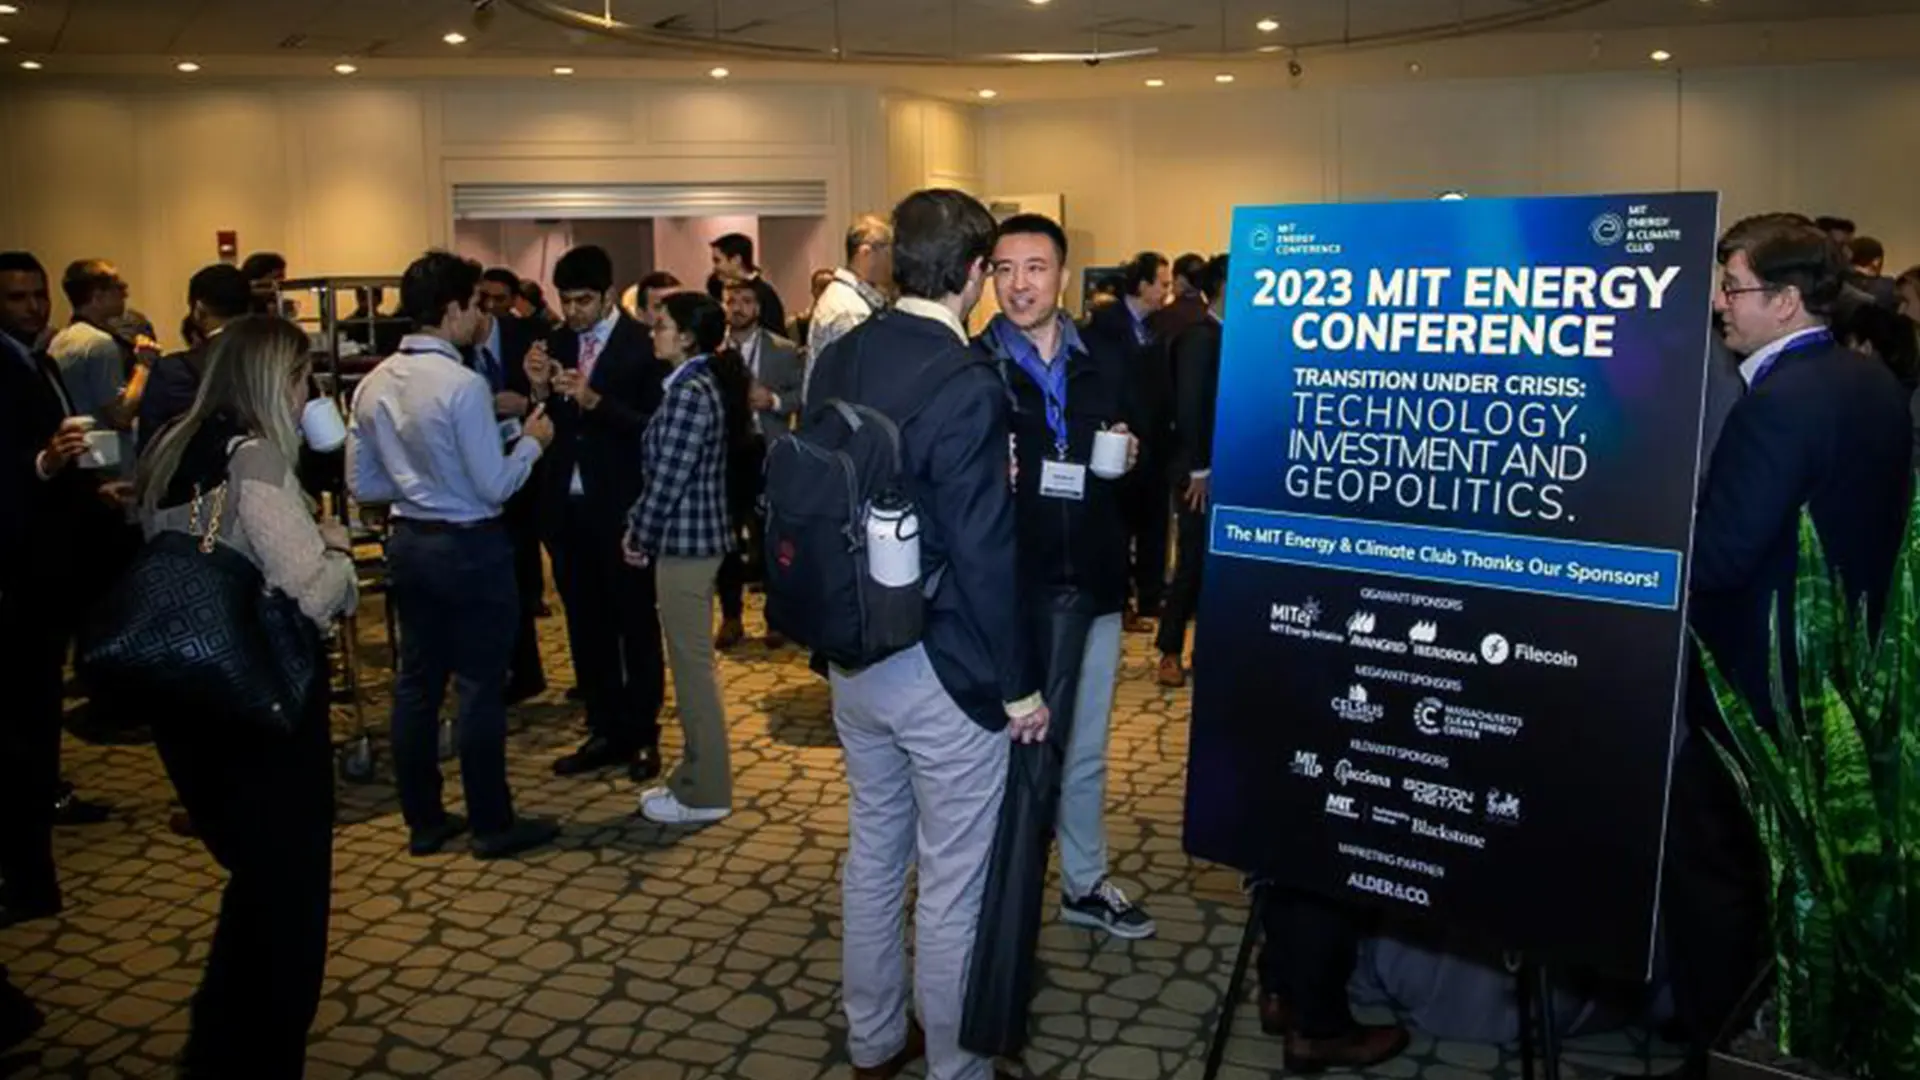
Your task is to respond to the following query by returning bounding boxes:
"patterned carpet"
[0,593,1679,1079]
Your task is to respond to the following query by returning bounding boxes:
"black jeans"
[551,500,663,752]
[0,590,64,911]
[505,485,547,696]
[1258,887,1366,1039]
[387,521,519,836]
[152,669,334,1079]
[1156,497,1208,659]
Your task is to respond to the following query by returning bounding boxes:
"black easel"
[1506,951,1563,1080]
[1201,885,1566,1080]
[1202,878,1271,1080]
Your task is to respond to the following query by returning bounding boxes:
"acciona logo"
[1333,759,1392,790]
[1412,818,1486,849]
[1347,872,1430,907]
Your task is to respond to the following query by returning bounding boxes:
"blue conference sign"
[1182,192,1718,977]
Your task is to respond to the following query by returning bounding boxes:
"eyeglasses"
[1718,280,1778,299]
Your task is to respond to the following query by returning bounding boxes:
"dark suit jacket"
[1689,337,1912,731]
[465,315,539,401]
[138,343,210,455]
[537,314,670,537]
[1167,316,1223,486]
[1086,299,1171,470]
[1,342,92,602]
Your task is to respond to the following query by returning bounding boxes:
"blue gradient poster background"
[1182,193,1718,976]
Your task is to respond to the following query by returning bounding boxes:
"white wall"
[981,62,1920,273]
[0,79,894,348]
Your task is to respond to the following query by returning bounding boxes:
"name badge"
[1039,459,1087,501]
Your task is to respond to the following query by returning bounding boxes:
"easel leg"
[1536,964,1563,1080]
[1203,881,1271,1080]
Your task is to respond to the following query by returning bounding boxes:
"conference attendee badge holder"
[1039,459,1086,501]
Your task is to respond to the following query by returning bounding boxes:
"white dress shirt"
[1737,325,1829,387]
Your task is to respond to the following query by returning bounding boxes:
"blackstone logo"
[1412,818,1486,849]
[1332,684,1386,724]
[1291,751,1324,779]
[1347,872,1430,908]
[1404,777,1476,814]
[1325,793,1360,820]
[1334,759,1392,790]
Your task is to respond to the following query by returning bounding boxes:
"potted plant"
[1701,504,1920,1080]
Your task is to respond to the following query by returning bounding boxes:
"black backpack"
[761,329,982,669]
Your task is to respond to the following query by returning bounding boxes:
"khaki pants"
[656,554,731,809]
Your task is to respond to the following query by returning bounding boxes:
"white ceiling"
[7,0,1920,62]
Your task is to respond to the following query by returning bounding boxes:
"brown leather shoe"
[1157,653,1187,689]
[1258,992,1294,1036]
[714,619,746,651]
[1284,1024,1411,1074]
[851,1019,925,1080]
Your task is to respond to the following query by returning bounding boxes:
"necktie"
[578,333,602,383]
[480,347,500,391]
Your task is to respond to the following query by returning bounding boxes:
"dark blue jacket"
[809,307,1037,732]
[1688,337,1912,731]
[137,343,208,455]
[975,316,1135,614]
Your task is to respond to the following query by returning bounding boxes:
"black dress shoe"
[52,788,110,827]
[0,896,61,931]
[553,735,636,777]
[629,745,662,784]
[564,686,587,703]
[474,816,559,859]
[408,813,469,856]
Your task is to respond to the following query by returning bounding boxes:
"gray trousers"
[657,554,731,809]
[832,645,1008,1080]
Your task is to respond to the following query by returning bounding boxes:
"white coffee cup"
[1090,428,1131,480]
[81,428,121,470]
[301,397,348,453]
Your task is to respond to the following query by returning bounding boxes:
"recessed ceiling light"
[977,88,998,99]
[709,66,730,79]
[1650,49,1672,62]
[553,65,574,75]
[1407,61,1423,74]
[20,60,40,70]
[0,34,10,44]
[1144,78,1165,87]
[1256,18,1280,33]
[176,61,200,72]
[0,6,18,15]
[1215,73,1235,83]
[442,31,467,45]
[1027,0,1051,5]
[334,62,358,74]
[1258,45,1282,53]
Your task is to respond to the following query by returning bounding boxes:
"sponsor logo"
[1516,642,1580,669]
[1404,777,1476,814]
[1347,872,1430,907]
[1412,697,1524,741]
[1370,806,1410,828]
[1413,817,1486,849]
[1334,759,1392,790]
[1413,642,1480,666]
[1291,751,1324,779]
[1332,684,1386,725]
[1272,597,1323,629]
[1349,738,1451,771]
[1408,620,1438,644]
[1325,793,1359,820]
[1487,789,1523,823]
[1346,609,1409,656]
[1347,610,1378,635]
[1480,633,1511,665]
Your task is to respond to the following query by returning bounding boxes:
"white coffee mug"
[301,397,348,453]
[1090,428,1132,480]
[81,428,121,470]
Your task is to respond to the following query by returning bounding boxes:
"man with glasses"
[1655,214,1912,1080]
[805,215,893,404]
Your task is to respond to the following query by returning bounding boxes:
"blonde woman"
[134,316,355,1078]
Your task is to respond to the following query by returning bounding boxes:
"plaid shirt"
[626,359,733,559]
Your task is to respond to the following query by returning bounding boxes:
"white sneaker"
[639,789,730,825]
[638,785,668,802]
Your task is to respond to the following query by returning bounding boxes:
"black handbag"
[78,482,323,735]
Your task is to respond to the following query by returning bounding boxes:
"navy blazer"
[535,313,670,536]
[1688,337,1912,731]
[1,343,94,601]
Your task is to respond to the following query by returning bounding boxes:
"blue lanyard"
[1748,329,1833,387]
[996,320,1070,456]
